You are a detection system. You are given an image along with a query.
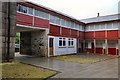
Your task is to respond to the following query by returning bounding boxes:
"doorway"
[49,38,54,56]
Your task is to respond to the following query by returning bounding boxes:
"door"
[49,38,54,56]
[91,43,94,53]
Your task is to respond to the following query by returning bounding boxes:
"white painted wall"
[48,36,77,56]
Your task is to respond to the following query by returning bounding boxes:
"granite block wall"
[20,29,49,57]
[0,2,16,62]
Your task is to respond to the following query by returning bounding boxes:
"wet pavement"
[15,53,119,78]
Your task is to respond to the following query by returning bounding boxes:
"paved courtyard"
[15,53,119,78]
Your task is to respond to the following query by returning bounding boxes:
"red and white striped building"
[16,2,120,57]
[81,14,120,55]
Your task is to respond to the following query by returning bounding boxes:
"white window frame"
[68,38,74,47]
[59,38,66,47]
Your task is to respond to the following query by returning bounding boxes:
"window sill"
[58,46,67,48]
[68,46,74,48]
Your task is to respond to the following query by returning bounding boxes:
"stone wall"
[20,29,49,57]
[31,30,49,57]
[0,2,16,62]
[20,32,31,55]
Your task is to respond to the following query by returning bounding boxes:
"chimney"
[97,13,100,17]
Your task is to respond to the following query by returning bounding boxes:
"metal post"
[105,39,108,54]
[118,39,120,56]
[94,39,96,54]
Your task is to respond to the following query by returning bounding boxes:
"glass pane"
[63,41,66,46]
[59,40,62,46]
[71,41,74,46]
[28,7,33,15]
[35,10,39,16]
[107,23,112,29]
[68,41,70,46]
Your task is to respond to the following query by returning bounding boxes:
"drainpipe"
[7,2,11,62]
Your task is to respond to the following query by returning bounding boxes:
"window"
[79,25,82,31]
[34,9,49,19]
[56,17,61,25]
[113,23,119,29]
[85,26,89,31]
[100,24,105,29]
[66,20,69,27]
[106,23,112,29]
[95,25,100,30]
[76,24,80,30]
[89,25,94,31]
[17,4,27,13]
[71,22,74,28]
[68,38,74,46]
[61,19,66,26]
[35,10,39,16]
[50,15,55,23]
[59,38,66,47]
[28,7,33,15]
[74,23,77,29]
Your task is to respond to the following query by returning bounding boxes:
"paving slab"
[15,53,119,78]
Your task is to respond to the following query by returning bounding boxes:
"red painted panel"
[85,32,94,40]
[96,48,103,54]
[61,27,70,36]
[108,48,116,55]
[119,30,120,39]
[79,31,84,40]
[49,24,60,36]
[16,13,33,26]
[107,30,118,40]
[71,29,78,37]
[20,2,84,25]
[95,31,105,40]
[87,48,92,53]
[34,17,49,28]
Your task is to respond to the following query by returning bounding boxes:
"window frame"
[68,38,74,47]
[59,38,66,47]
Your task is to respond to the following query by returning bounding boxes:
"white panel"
[88,42,91,48]
[50,36,77,56]
[116,44,118,49]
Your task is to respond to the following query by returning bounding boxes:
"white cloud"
[27,0,119,19]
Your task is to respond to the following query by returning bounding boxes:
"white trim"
[17,10,49,21]
[48,37,50,57]
[85,28,119,32]
[32,9,35,26]
[16,24,47,30]
[17,11,33,17]
[34,15,49,20]
[48,36,55,57]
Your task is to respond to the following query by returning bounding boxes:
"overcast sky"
[27,0,119,19]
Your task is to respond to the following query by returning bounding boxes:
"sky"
[27,0,120,20]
